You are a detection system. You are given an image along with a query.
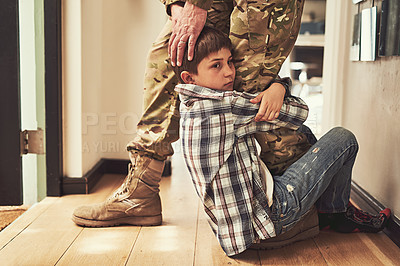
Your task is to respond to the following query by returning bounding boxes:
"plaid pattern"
[175,84,308,256]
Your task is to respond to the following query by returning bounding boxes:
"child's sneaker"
[318,203,391,233]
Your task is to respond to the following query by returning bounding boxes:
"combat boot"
[72,153,164,227]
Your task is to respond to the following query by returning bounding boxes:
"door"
[0,0,23,205]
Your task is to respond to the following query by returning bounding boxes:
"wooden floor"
[1,154,399,265]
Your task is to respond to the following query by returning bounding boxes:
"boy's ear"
[181,71,195,84]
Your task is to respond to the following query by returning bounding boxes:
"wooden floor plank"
[56,226,140,266]
[314,231,400,265]
[56,174,141,265]
[194,208,260,266]
[258,237,327,265]
[125,156,199,266]
[0,197,59,250]
[357,232,400,265]
[0,174,124,266]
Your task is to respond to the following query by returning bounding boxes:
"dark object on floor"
[162,158,172,177]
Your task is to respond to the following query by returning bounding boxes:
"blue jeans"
[269,127,359,235]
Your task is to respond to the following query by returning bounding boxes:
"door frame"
[322,0,352,132]
[44,0,63,196]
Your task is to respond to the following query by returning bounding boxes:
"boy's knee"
[330,127,358,149]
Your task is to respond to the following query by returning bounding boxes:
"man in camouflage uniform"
[73,0,307,229]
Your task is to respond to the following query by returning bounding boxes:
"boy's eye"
[212,62,221,68]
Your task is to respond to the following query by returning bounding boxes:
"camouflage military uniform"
[127,0,307,168]
[257,126,313,176]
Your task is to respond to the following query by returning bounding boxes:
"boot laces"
[109,153,141,201]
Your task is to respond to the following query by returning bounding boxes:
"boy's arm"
[271,96,309,130]
[234,94,308,138]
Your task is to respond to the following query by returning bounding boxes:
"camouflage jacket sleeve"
[159,0,213,15]
[159,0,185,15]
[268,76,292,98]
[187,0,213,10]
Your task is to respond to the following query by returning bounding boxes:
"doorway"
[0,0,63,206]
[282,0,327,138]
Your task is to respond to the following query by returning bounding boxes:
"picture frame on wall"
[379,0,400,56]
[360,6,377,61]
[350,13,361,61]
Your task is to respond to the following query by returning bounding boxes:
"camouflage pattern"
[127,0,305,161]
[160,0,214,11]
[256,127,312,176]
[127,20,180,161]
[231,0,304,93]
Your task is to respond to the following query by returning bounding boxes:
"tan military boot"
[72,153,164,227]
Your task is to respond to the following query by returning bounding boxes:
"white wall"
[342,1,400,217]
[324,0,400,217]
[63,0,166,176]
[63,0,83,177]
[81,0,103,175]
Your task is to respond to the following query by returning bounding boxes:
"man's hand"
[250,83,286,122]
[168,2,207,67]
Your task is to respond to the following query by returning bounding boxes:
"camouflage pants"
[256,126,315,176]
[127,0,305,162]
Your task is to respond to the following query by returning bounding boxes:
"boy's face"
[185,48,235,91]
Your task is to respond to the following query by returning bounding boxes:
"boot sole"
[249,225,319,250]
[72,214,162,227]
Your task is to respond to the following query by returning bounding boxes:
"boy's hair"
[172,26,233,84]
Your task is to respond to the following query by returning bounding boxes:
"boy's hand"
[250,83,286,122]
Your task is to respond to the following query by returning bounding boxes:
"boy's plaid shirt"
[175,84,309,256]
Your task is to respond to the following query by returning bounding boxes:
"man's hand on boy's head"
[168,2,207,67]
[251,83,286,122]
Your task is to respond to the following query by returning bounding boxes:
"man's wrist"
[272,77,292,97]
[186,0,213,11]
[166,1,185,16]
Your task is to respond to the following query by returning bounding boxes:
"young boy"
[173,26,390,256]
